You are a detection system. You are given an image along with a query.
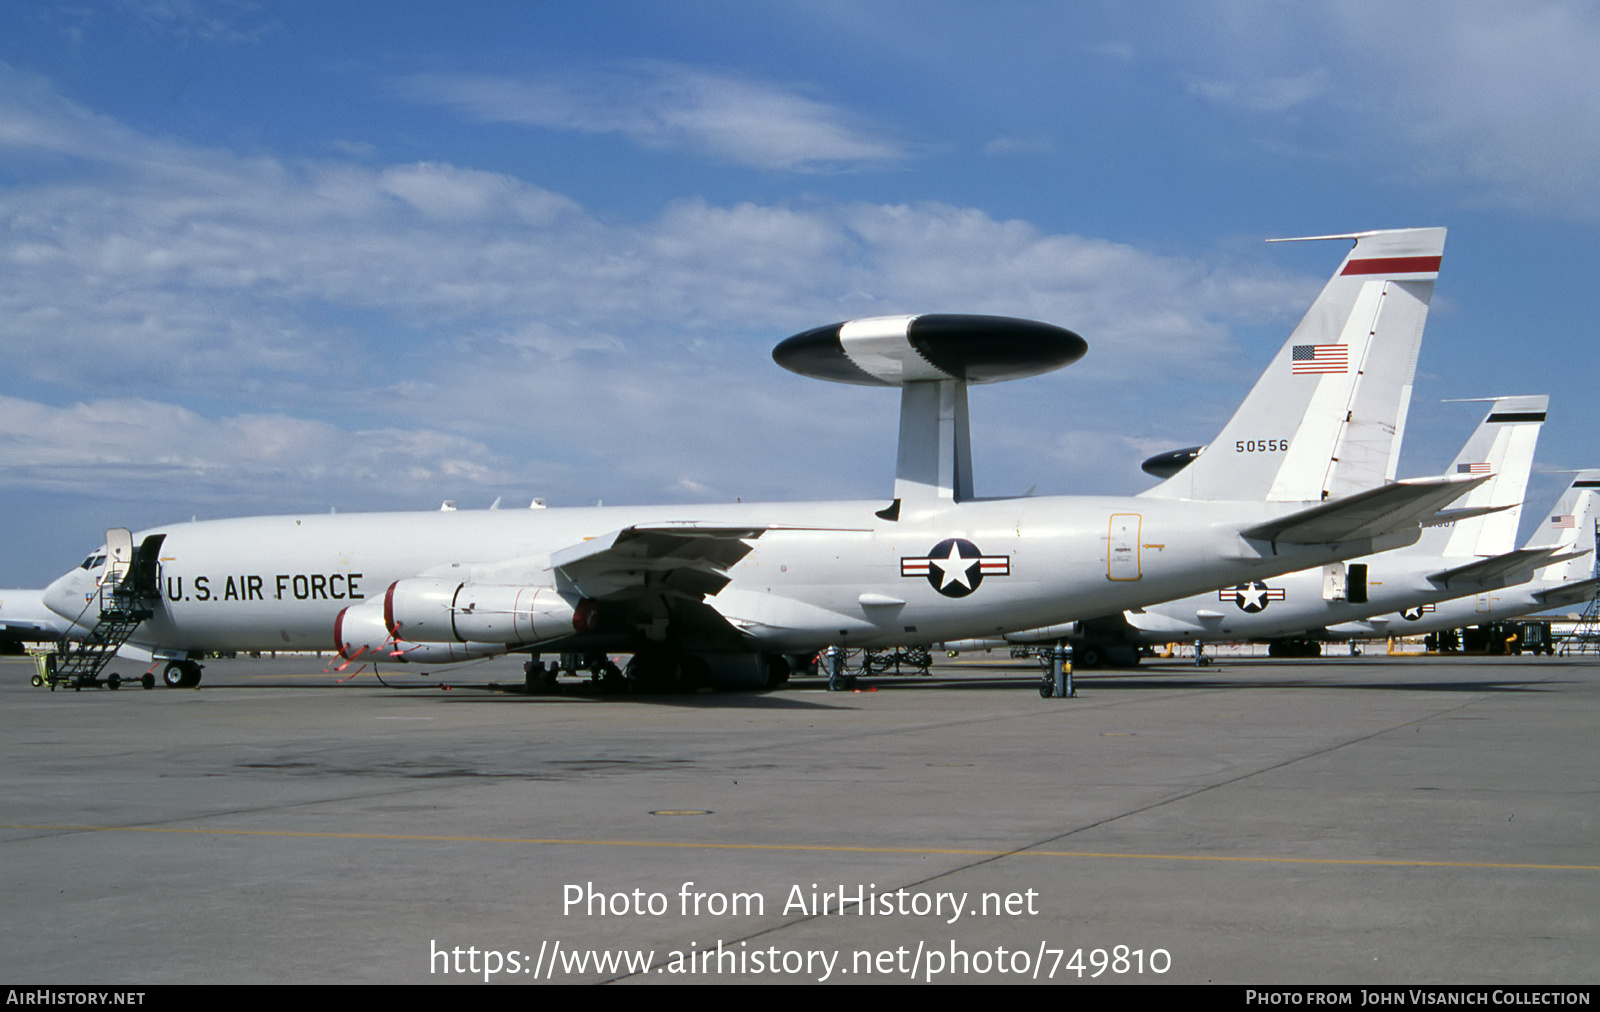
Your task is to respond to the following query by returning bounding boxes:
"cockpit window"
[79,553,107,571]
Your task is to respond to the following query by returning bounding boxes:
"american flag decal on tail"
[1291,344,1348,375]
[1457,462,1492,475]
[1551,515,1577,529]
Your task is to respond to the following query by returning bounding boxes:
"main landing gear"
[162,660,203,688]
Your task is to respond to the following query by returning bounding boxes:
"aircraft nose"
[41,568,91,622]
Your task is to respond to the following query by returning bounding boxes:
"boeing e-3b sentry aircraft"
[42,227,1475,692]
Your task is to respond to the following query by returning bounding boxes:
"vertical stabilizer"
[1143,227,1445,503]
[1527,470,1600,583]
[1415,395,1547,558]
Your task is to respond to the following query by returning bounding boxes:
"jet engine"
[382,578,599,645]
[333,598,506,664]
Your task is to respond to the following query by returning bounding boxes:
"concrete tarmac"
[1,650,1594,985]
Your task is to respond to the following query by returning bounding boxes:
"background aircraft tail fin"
[1527,470,1600,584]
[1143,227,1445,503]
[1410,395,1547,558]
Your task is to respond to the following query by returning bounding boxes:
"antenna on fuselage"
[772,314,1086,518]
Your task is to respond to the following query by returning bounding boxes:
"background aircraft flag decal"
[1551,514,1577,529]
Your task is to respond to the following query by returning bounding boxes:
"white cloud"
[0,396,505,498]
[395,63,907,172]
[983,135,1054,156]
[1169,1,1600,217]
[1186,70,1331,115]
[0,64,1330,529]
[117,0,279,45]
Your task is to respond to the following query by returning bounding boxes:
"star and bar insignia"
[1218,581,1286,613]
[902,538,1010,598]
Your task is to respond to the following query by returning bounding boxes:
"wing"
[550,524,766,601]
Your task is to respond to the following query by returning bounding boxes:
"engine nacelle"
[333,599,506,664]
[382,578,597,645]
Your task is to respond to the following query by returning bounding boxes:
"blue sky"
[3,1,1599,584]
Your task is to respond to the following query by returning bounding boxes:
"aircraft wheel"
[625,650,680,692]
[164,660,203,688]
[1077,645,1105,669]
[596,660,627,694]
[763,654,792,688]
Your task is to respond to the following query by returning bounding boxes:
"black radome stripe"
[770,322,887,386]
[905,315,1086,383]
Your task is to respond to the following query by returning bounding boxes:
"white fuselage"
[1326,578,1575,639]
[1121,555,1512,644]
[42,494,1402,658]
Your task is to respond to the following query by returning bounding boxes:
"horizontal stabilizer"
[1420,502,1515,528]
[1241,474,1489,545]
[552,525,766,600]
[1534,575,1600,609]
[1427,546,1574,590]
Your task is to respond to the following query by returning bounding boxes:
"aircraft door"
[1347,563,1368,605]
[128,534,166,597]
[104,528,134,590]
[1322,563,1347,601]
[1108,513,1142,581]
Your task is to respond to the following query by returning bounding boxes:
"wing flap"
[551,525,766,600]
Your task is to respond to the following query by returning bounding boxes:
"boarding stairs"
[43,582,154,690]
[1558,520,1600,657]
[1560,589,1600,657]
[39,528,161,690]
